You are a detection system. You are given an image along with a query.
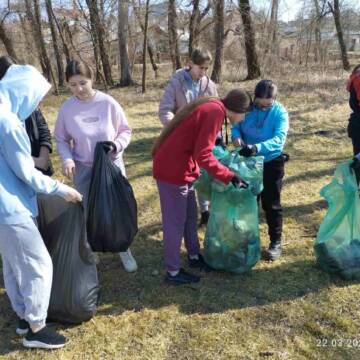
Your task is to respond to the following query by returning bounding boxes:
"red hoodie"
[153,99,234,185]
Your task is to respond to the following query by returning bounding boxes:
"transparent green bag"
[314,161,360,279]
[203,150,264,274]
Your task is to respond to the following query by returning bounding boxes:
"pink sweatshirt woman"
[54,91,131,166]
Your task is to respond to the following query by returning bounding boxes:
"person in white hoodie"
[0,63,82,349]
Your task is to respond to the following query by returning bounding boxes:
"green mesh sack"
[194,146,230,201]
[314,161,360,280]
[204,152,264,274]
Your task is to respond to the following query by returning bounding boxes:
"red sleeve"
[353,75,360,106]
[193,105,234,184]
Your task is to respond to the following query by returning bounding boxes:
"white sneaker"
[119,249,138,272]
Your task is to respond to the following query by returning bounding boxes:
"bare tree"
[168,0,181,71]
[45,0,64,86]
[118,0,134,86]
[238,0,261,79]
[0,3,19,61]
[188,0,211,56]
[85,0,114,85]
[267,0,279,55]
[142,0,150,93]
[132,0,159,78]
[211,0,224,83]
[328,0,350,70]
[24,0,58,93]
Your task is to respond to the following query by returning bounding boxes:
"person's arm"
[112,103,132,153]
[254,106,289,155]
[352,75,360,105]
[1,118,79,200]
[54,109,76,179]
[193,107,234,184]
[231,123,244,147]
[158,81,177,126]
[33,110,52,170]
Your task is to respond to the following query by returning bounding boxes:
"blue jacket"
[0,64,68,225]
[231,101,289,162]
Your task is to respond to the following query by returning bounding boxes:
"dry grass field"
[1,64,360,359]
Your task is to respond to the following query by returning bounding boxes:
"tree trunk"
[142,0,150,93]
[168,0,181,71]
[330,0,350,70]
[0,22,19,61]
[51,12,71,63]
[118,0,134,86]
[86,0,113,85]
[18,14,35,64]
[44,0,64,87]
[313,0,322,62]
[25,0,59,94]
[132,2,159,77]
[188,0,200,56]
[211,0,224,83]
[238,0,261,80]
[269,0,279,54]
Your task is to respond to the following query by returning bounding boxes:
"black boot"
[199,211,210,227]
[266,240,282,261]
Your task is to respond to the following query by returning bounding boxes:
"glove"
[350,157,360,171]
[102,141,117,154]
[231,175,249,189]
[215,137,226,149]
[238,144,257,157]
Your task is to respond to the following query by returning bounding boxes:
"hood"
[0,64,51,121]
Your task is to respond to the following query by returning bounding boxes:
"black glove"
[102,141,117,154]
[215,137,226,149]
[238,144,257,157]
[231,175,249,189]
[350,157,360,171]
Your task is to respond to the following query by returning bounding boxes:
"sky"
[252,0,360,22]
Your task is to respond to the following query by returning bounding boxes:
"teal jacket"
[231,101,289,162]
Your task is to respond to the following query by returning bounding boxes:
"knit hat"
[221,88,252,113]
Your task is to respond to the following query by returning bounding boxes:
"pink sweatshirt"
[54,91,131,166]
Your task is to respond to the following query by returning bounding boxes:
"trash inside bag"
[201,148,264,273]
[87,142,138,252]
[314,161,360,279]
[37,194,99,324]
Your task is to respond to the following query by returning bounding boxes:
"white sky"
[252,0,360,22]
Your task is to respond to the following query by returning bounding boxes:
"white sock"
[168,270,179,276]
[189,254,199,260]
[31,324,46,333]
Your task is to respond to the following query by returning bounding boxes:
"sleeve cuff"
[39,142,53,153]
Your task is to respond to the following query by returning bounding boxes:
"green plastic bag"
[194,146,229,201]
[204,151,264,274]
[314,161,360,279]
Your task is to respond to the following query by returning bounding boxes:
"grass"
[1,65,360,359]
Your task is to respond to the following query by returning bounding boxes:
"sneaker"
[165,268,200,285]
[265,241,282,261]
[23,327,67,349]
[188,254,212,272]
[199,211,210,227]
[16,318,30,336]
[119,248,138,272]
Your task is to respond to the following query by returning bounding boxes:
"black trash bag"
[87,142,138,252]
[37,194,99,324]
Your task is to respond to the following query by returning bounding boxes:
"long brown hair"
[151,96,218,156]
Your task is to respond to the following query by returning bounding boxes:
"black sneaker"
[16,318,30,336]
[199,211,210,227]
[23,326,67,349]
[188,254,212,272]
[266,241,282,261]
[165,268,200,285]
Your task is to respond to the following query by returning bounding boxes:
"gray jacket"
[158,68,218,125]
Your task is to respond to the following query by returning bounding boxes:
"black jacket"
[25,110,54,176]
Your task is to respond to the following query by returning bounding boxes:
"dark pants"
[348,114,360,183]
[260,155,285,243]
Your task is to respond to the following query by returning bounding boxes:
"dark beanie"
[221,89,252,114]
[254,79,277,99]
